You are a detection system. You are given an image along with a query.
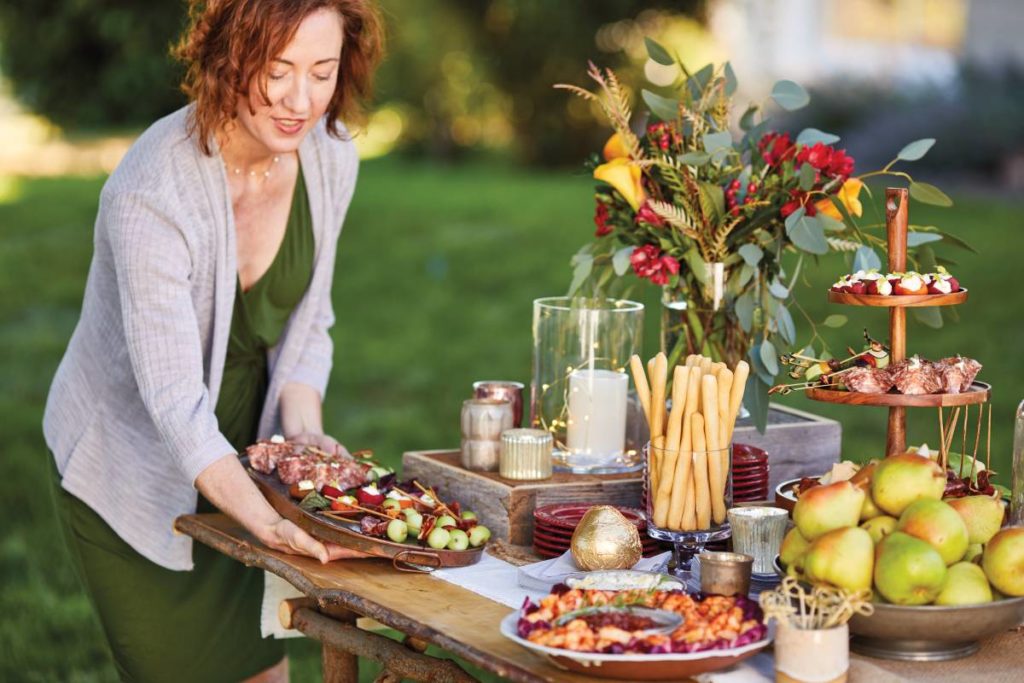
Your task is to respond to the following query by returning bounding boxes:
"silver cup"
[727,506,790,576]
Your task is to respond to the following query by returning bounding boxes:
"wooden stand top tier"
[808,187,989,456]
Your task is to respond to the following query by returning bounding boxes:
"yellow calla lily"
[602,132,630,161]
[816,178,864,220]
[594,158,645,211]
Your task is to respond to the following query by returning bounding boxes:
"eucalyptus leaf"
[745,371,770,434]
[678,151,710,166]
[823,314,848,328]
[644,37,675,66]
[907,232,943,247]
[785,208,829,255]
[935,229,977,253]
[685,249,709,285]
[909,181,953,207]
[771,80,810,111]
[737,263,756,289]
[853,246,881,272]
[775,305,796,345]
[897,138,936,162]
[736,291,755,333]
[724,62,738,96]
[759,339,780,376]
[642,89,679,122]
[913,306,943,329]
[612,246,634,276]
[796,128,840,146]
[738,243,763,266]
[798,163,816,191]
[703,131,734,158]
[769,279,789,299]
[818,214,845,232]
[748,343,774,385]
[739,105,759,131]
[567,254,594,297]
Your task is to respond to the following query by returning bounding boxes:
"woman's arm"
[279,381,349,455]
[195,454,364,562]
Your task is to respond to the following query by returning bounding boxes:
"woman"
[42,1,384,680]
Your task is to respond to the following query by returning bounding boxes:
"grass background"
[1,158,1021,680]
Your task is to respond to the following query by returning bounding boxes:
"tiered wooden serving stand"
[802,187,1013,662]
[805,187,990,457]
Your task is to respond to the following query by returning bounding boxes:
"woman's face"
[233,8,344,155]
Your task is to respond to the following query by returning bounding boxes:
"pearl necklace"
[231,155,281,179]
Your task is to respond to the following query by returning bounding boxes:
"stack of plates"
[532,503,662,558]
[731,444,769,502]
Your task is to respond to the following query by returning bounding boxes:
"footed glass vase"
[660,285,749,371]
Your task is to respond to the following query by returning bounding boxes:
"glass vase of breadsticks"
[630,351,751,579]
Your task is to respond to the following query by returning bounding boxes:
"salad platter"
[242,439,491,570]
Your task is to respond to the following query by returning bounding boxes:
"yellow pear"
[982,527,1024,597]
[871,454,946,517]
[793,481,865,541]
[804,527,874,592]
[935,562,993,606]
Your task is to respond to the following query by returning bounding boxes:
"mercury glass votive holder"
[499,428,553,480]
[727,506,789,576]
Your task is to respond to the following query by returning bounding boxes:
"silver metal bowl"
[850,598,1024,661]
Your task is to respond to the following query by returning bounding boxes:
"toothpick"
[413,480,456,518]
[943,407,962,462]
[986,403,992,472]
[961,403,969,479]
[972,401,983,480]
[938,407,947,468]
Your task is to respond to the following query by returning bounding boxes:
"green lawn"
[1,157,1021,681]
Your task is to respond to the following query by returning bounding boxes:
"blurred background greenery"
[2,0,1023,681]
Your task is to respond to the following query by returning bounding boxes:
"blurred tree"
[0,0,186,130]
[447,0,702,165]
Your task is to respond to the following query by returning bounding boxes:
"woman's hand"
[256,517,371,562]
[289,431,350,458]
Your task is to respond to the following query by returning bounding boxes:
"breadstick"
[691,412,712,529]
[654,366,689,527]
[699,356,712,375]
[726,361,750,444]
[669,366,702,530]
[702,375,726,525]
[716,368,734,511]
[629,354,652,429]
[685,354,698,367]
[711,361,727,377]
[650,353,668,442]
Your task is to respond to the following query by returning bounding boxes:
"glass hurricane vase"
[660,285,750,371]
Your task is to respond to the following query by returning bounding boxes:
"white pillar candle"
[566,369,628,459]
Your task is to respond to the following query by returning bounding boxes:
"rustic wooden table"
[176,513,1024,683]
[175,513,608,683]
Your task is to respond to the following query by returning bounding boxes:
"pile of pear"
[780,453,1024,606]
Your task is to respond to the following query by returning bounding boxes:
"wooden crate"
[400,451,642,545]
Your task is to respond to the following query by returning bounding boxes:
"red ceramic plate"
[532,534,659,552]
[731,471,768,482]
[534,503,645,532]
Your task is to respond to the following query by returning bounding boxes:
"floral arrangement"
[557,39,965,429]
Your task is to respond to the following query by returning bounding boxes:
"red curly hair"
[173,0,385,155]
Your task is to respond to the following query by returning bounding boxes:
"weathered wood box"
[402,404,841,544]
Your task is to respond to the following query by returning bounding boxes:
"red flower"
[635,201,665,228]
[594,201,612,237]
[780,190,817,218]
[828,148,855,179]
[758,132,795,166]
[630,245,680,286]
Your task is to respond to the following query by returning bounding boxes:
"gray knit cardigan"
[43,106,358,570]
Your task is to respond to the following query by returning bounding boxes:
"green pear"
[871,454,946,517]
[804,527,874,592]
[860,493,884,521]
[935,562,993,606]
[963,543,984,564]
[779,527,811,574]
[860,515,898,545]
[897,499,969,565]
[982,527,1024,597]
[946,494,1005,545]
[793,481,865,540]
[874,532,948,605]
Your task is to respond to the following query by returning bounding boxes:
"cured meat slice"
[890,356,942,395]
[844,366,894,394]
[937,356,982,394]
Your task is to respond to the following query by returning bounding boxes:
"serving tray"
[242,457,484,571]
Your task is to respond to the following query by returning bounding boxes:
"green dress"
[50,168,315,682]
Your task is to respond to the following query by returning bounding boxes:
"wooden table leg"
[320,604,359,683]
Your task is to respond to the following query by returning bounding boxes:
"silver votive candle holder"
[698,551,753,597]
[727,506,789,576]
[499,429,553,480]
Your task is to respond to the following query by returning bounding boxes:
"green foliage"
[0,0,187,129]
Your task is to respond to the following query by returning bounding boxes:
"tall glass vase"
[530,297,644,473]
[660,285,749,371]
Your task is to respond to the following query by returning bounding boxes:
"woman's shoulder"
[102,106,200,202]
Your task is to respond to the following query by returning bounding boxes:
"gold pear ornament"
[570,505,643,571]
